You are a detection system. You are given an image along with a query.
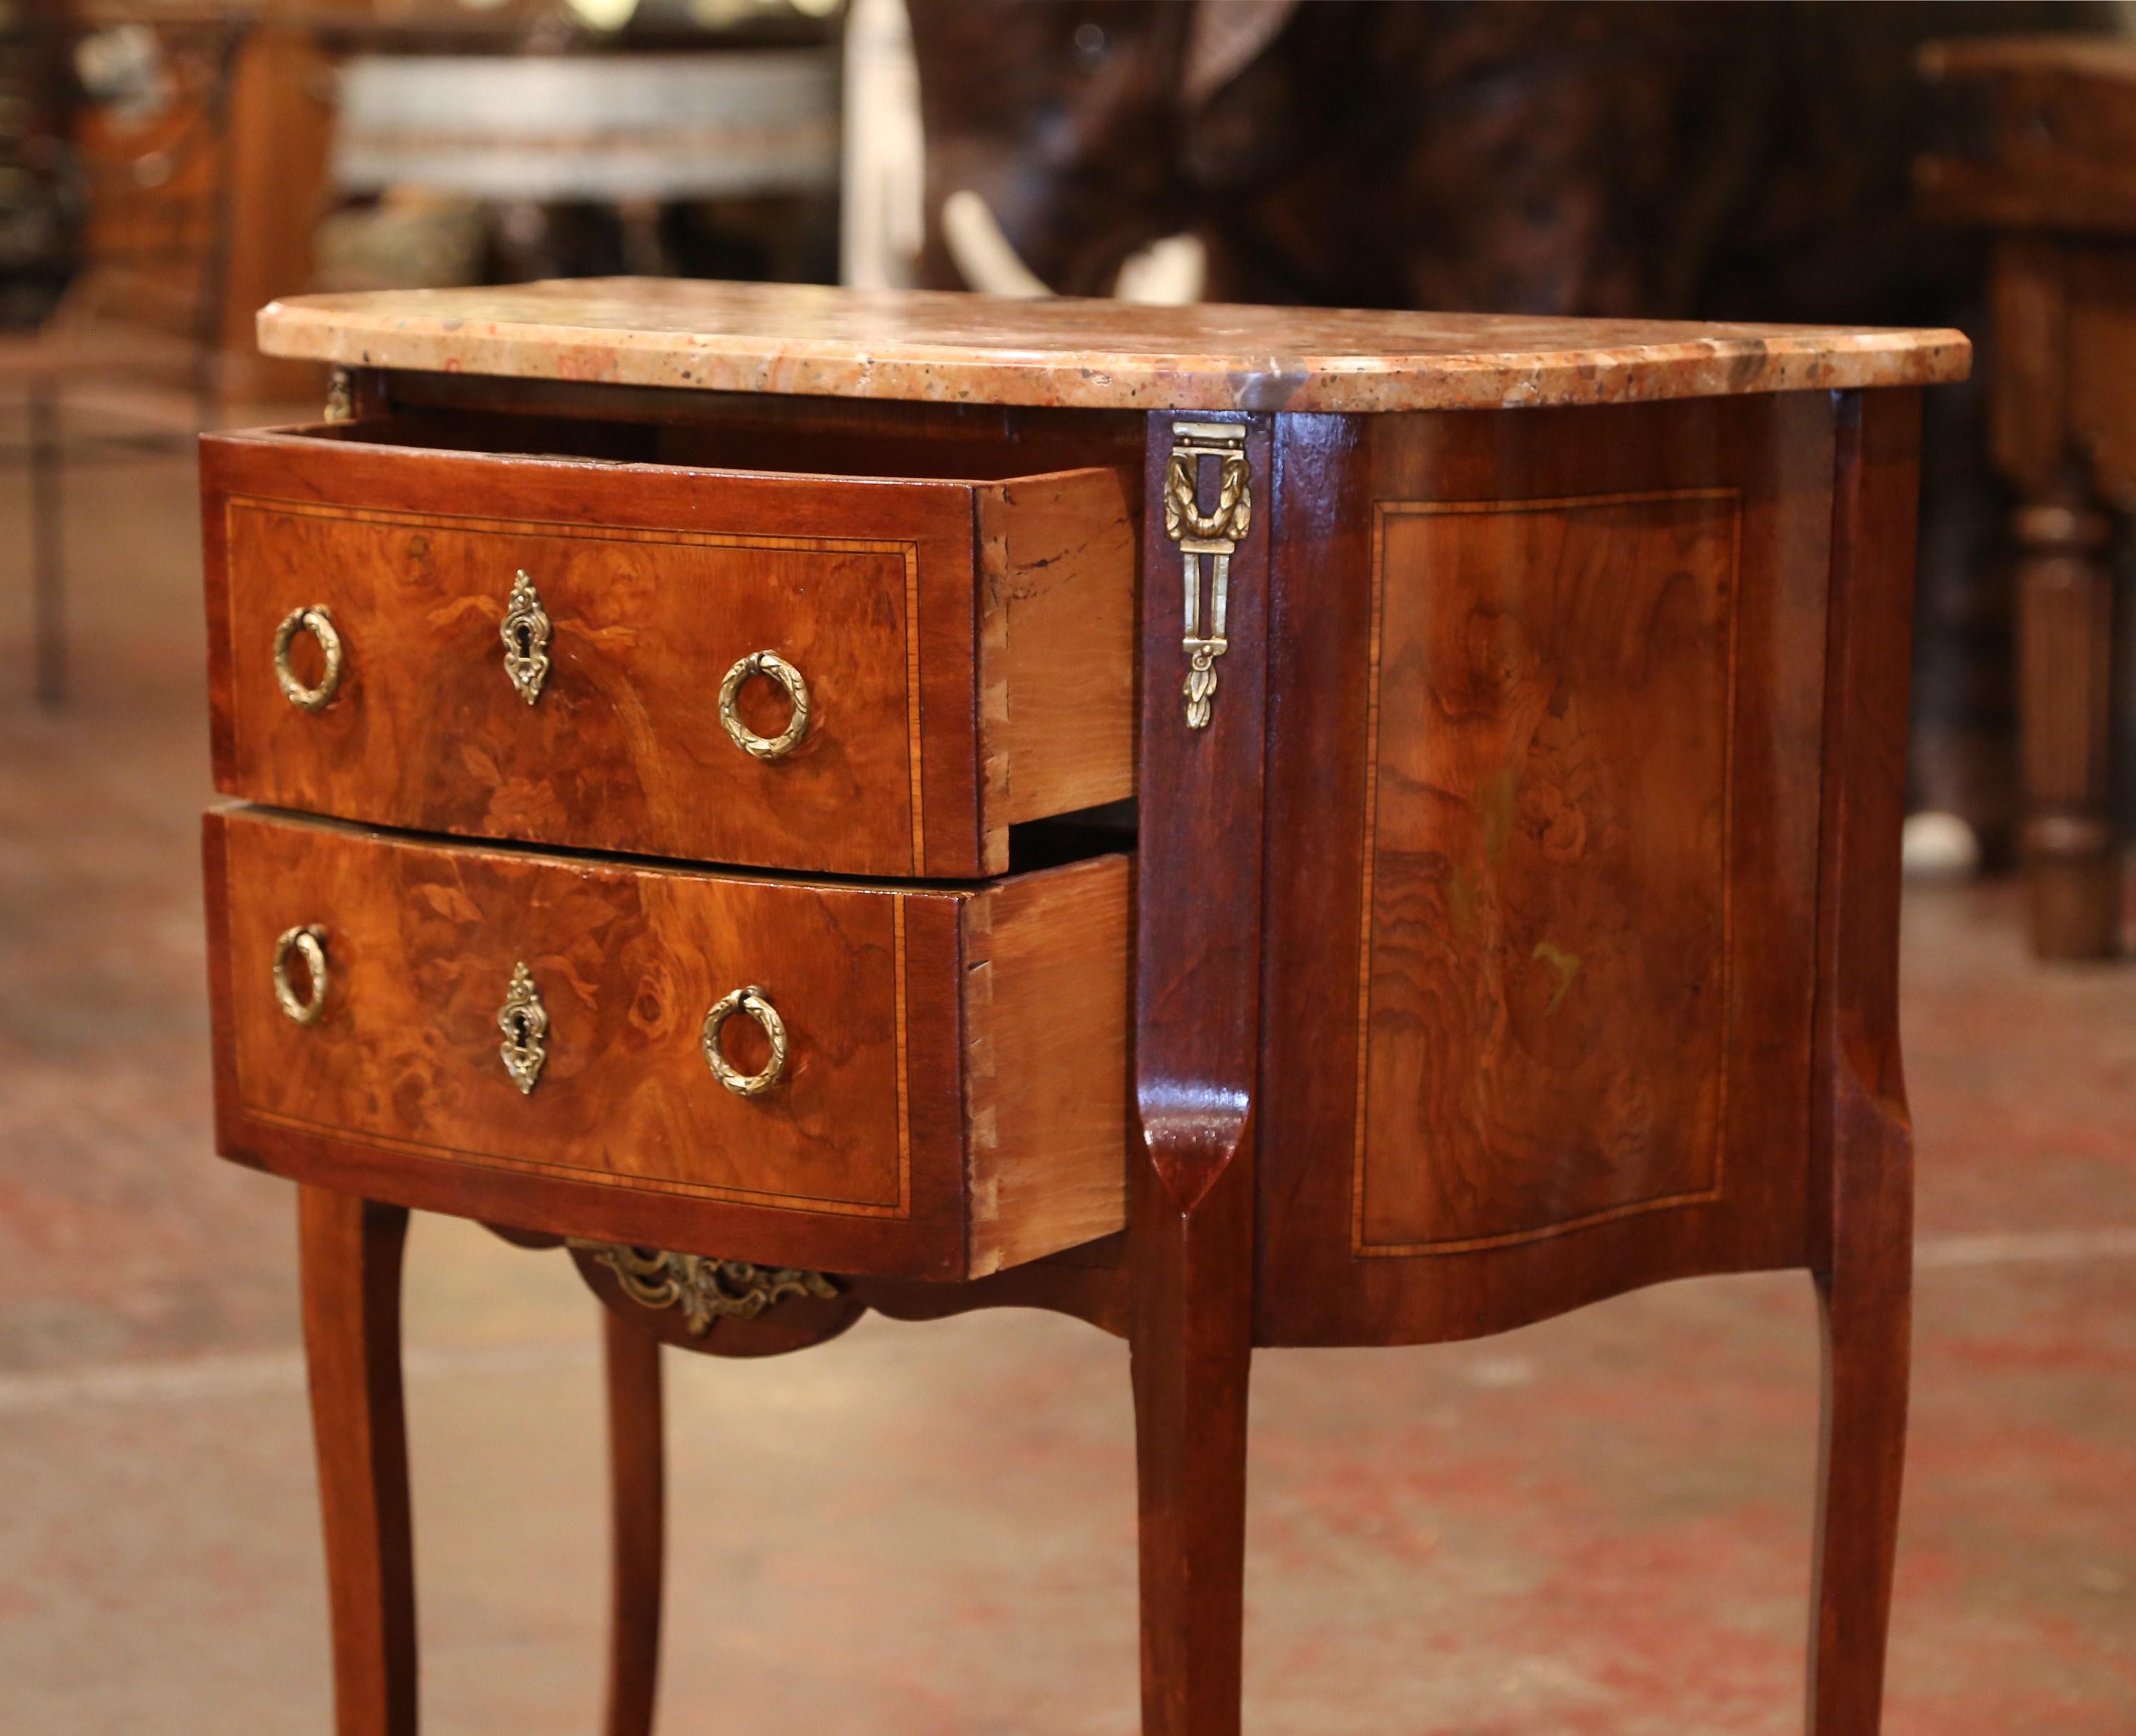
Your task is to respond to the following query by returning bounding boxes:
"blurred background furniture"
[297,0,839,305]
[329,46,836,281]
[839,0,923,291]
[2,0,846,707]
[1920,35,2136,958]
[0,2,245,706]
[0,2,77,328]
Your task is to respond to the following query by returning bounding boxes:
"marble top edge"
[258,278,1972,412]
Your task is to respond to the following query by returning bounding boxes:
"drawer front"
[204,807,1128,1279]
[202,428,1135,878]
[222,496,926,877]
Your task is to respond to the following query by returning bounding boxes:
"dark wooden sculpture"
[906,0,2113,926]
[904,1,2055,318]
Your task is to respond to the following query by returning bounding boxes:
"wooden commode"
[197,280,1969,1735]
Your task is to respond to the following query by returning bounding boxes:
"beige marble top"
[259,278,1971,413]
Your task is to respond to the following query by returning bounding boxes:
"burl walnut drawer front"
[203,806,1130,1279]
[200,420,1135,878]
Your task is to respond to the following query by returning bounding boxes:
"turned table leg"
[2015,479,2120,958]
[299,1188,417,1736]
[601,1307,665,1736]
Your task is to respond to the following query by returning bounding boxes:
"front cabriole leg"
[1807,389,1922,1734]
[299,1188,417,1736]
[1132,413,1270,1736]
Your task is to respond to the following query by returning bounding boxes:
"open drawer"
[204,806,1130,1280]
[200,412,1137,878]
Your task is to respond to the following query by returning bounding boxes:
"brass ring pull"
[273,606,344,712]
[701,986,788,1097]
[718,651,810,761]
[271,924,329,1025]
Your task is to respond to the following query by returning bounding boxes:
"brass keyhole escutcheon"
[498,962,548,1095]
[273,606,344,712]
[701,986,789,1097]
[271,925,329,1024]
[718,651,810,761]
[500,571,552,706]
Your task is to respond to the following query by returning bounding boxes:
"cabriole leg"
[1807,1108,1914,1736]
[601,1306,665,1736]
[1128,409,1270,1736]
[299,1188,417,1736]
[1130,1154,1253,1736]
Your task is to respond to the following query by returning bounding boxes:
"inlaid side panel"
[1356,490,1740,1253]
[1255,394,1839,1348]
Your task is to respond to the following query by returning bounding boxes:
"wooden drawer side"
[976,468,1139,863]
[961,853,1133,1275]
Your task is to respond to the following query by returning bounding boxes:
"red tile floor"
[1,418,2132,1733]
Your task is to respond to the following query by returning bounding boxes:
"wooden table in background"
[1920,36,2136,959]
[197,281,1966,1734]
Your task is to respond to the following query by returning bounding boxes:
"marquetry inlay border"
[1351,487,1743,1257]
[230,861,917,1223]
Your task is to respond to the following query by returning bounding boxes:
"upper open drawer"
[200,413,1137,878]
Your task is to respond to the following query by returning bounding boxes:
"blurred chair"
[0,7,244,706]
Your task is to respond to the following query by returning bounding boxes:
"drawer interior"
[301,404,1137,488]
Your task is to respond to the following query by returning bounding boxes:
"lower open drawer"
[203,807,1128,1280]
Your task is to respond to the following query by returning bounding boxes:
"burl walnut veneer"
[200,280,1969,1735]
